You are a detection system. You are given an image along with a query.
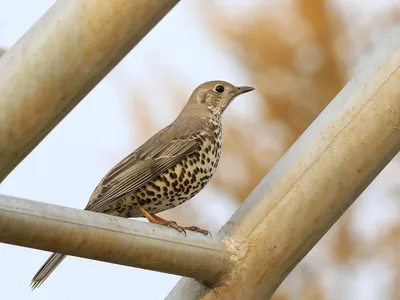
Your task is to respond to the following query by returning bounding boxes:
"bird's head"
[186,80,254,117]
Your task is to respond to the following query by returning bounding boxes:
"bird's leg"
[151,214,172,223]
[137,204,186,235]
[152,214,210,236]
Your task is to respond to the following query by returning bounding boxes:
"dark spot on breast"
[150,182,161,191]
[146,190,155,196]
[207,158,211,163]
[201,159,205,164]
[183,179,189,185]
[170,172,177,179]
[157,194,162,198]
[163,186,168,192]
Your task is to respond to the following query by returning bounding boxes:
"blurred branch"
[204,0,400,203]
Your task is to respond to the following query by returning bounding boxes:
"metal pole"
[0,0,179,182]
[0,194,229,284]
[167,27,400,299]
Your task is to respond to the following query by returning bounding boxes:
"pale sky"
[0,1,399,300]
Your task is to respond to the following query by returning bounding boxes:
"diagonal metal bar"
[0,0,179,182]
[167,27,400,299]
[0,194,229,284]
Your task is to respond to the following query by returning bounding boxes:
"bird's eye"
[215,85,224,93]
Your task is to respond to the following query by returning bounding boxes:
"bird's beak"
[235,86,255,96]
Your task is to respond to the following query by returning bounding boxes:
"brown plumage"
[31,80,254,289]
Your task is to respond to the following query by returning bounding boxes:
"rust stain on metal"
[8,88,51,144]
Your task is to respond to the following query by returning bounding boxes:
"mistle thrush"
[31,80,254,289]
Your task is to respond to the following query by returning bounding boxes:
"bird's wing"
[85,120,206,212]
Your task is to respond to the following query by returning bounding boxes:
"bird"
[30,80,254,289]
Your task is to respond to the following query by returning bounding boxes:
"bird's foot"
[150,215,211,236]
[137,204,210,236]
[138,207,187,236]
[182,226,211,236]
[162,220,187,236]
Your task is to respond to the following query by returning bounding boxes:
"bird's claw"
[182,226,211,236]
[161,220,210,237]
[166,220,187,236]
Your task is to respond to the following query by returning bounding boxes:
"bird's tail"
[31,253,66,290]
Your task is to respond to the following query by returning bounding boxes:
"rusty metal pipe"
[167,28,400,299]
[0,193,229,283]
[0,0,178,182]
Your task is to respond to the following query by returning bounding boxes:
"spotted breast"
[102,118,222,217]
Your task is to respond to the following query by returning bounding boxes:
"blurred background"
[1,0,400,299]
